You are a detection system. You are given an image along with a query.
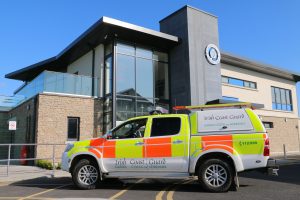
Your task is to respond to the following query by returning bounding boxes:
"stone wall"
[36,93,103,160]
[261,116,300,155]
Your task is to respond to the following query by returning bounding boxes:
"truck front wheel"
[198,158,234,192]
[72,158,100,190]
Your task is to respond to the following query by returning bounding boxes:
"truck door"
[144,116,189,172]
[103,118,149,172]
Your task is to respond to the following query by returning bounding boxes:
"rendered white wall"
[67,44,104,97]
[221,63,299,119]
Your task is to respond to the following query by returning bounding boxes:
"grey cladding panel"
[160,8,191,107]
[187,8,221,105]
[160,6,222,108]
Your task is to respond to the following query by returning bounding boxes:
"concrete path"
[0,165,70,183]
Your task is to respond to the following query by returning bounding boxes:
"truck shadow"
[8,164,300,193]
[239,163,300,186]
[9,177,217,193]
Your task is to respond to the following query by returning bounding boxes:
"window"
[263,121,274,129]
[116,54,135,93]
[115,41,169,121]
[151,117,181,137]
[271,86,293,111]
[112,118,147,139]
[222,76,257,89]
[103,43,114,133]
[104,56,112,95]
[136,58,153,98]
[155,62,169,100]
[67,117,80,141]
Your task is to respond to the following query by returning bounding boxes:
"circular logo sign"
[205,44,221,65]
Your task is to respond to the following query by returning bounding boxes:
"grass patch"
[36,160,61,170]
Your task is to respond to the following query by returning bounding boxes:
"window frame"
[149,117,182,138]
[221,75,257,89]
[114,40,170,122]
[111,118,148,139]
[67,117,80,141]
[271,86,293,111]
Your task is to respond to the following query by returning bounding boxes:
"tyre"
[198,158,234,192]
[72,158,100,190]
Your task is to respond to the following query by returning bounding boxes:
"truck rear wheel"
[198,158,234,192]
[72,158,100,190]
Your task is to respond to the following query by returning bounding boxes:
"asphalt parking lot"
[0,164,300,200]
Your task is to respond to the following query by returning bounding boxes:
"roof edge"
[5,57,57,80]
[160,5,217,23]
[221,51,300,82]
[5,16,179,81]
[102,16,179,42]
[57,17,105,58]
[58,16,178,59]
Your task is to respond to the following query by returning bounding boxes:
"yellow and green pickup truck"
[61,103,278,192]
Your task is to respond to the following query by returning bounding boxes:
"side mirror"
[107,130,113,139]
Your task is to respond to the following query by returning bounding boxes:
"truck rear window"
[151,117,181,137]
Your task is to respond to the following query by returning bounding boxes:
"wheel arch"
[191,149,244,175]
[69,152,104,174]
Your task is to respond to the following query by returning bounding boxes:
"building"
[0,5,299,160]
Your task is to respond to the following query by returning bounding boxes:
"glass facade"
[103,43,114,133]
[16,71,99,98]
[104,41,169,123]
[0,71,99,111]
[271,86,293,111]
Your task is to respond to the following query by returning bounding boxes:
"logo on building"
[205,44,221,65]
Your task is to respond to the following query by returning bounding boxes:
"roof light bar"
[173,102,254,111]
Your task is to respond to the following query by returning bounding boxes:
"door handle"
[172,140,183,144]
[135,142,144,146]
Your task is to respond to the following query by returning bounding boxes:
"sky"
[0,0,300,110]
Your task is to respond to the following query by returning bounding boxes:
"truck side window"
[112,118,147,139]
[151,117,181,137]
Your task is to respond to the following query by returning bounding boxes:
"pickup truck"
[61,103,278,192]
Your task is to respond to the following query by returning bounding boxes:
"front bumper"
[61,152,70,172]
[266,158,279,176]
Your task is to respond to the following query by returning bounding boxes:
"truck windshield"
[112,118,147,139]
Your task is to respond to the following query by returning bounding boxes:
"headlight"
[64,143,74,152]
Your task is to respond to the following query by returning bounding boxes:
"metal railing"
[0,143,66,177]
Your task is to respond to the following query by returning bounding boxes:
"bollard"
[52,145,56,178]
[7,144,11,177]
[283,144,287,159]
